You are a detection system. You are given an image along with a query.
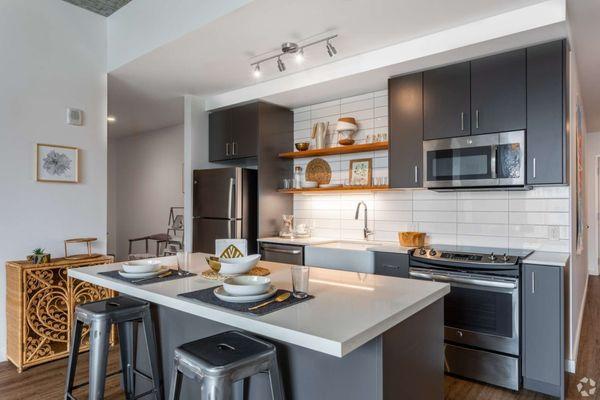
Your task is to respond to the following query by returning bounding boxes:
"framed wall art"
[349,158,372,186]
[36,144,79,183]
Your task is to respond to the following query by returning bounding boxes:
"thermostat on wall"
[66,108,83,126]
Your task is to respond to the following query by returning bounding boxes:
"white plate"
[118,267,168,279]
[213,285,277,303]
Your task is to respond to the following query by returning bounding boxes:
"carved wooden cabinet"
[5,255,115,372]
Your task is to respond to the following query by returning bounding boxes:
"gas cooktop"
[411,245,533,266]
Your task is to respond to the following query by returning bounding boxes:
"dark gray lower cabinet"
[374,252,409,278]
[522,263,564,399]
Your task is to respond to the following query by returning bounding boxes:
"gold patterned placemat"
[201,266,271,281]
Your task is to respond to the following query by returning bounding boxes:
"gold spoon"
[248,292,291,311]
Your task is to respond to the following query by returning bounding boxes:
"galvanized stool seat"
[168,331,284,400]
[65,296,163,400]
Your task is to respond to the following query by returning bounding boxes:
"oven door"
[409,267,519,356]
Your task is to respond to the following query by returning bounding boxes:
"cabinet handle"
[232,142,237,156]
[460,112,465,131]
[225,143,230,156]
[475,109,480,129]
[414,165,418,183]
[532,157,536,179]
[531,271,535,294]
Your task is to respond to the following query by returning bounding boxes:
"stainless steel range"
[409,245,532,390]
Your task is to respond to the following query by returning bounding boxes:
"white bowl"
[302,181,318,188]
[223,275,272,296]
[335,121,358,132]
[122,259,162,273]
[218,254,261,275]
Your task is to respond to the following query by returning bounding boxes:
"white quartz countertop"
[257,237,336,246]
[523,251,570,267]
[68,253,449,358]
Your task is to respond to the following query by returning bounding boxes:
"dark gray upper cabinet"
[470,49,526,135]
[209,102,260,162]
[388,73,423,188]
[527,40,568,185]
[522,263,564,399]
[209,109,231,162]
[423,62,470,140]
[230,103,259,159]
[374,252,409,278]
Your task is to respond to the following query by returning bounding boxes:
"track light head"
[252,64,261,78]
[326,40,337,57]
[295,48,304,64]
[277,57,286,72]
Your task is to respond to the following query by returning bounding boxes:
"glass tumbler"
[176,251,191,276]
[291,266,310,298]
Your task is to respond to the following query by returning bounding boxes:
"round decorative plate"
[306,158,332,185]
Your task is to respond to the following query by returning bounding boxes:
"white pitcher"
[311,121,329,149]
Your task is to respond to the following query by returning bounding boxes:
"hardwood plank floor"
[1,276,599,399]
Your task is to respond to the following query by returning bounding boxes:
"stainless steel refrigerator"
[192,168,257,254]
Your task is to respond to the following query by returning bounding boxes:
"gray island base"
[134,300,443,400]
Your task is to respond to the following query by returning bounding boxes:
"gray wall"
[108,124,184,260]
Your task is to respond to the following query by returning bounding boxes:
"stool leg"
[117,321,136,400]
[167,358,183,400]
[200,376,231,400]
[88,319,112,400]
[64,319,84,399]
[267,354,285,400]
[142,311,163,400]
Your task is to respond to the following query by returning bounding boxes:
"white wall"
[585,131,600,275]
[0,0,107,361]
[567,51,589,369]
[109,125,184,260]
[107,0,252,71]
[293,90,570,252]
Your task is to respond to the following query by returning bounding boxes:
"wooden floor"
[1,276,599,400]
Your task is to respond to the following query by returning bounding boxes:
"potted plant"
[27,248,51,264]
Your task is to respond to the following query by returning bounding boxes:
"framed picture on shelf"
[349,158,372,186]
[36,143,79,183]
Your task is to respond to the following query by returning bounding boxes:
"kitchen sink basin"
[305,240,384,273]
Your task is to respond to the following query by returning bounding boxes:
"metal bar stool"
[167,331,284,400]
[64,296,163,400]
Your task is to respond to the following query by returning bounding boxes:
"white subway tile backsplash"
[291,90,572,253]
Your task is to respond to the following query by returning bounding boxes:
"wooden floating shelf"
[278,142,389,159]
[278,185,390,194]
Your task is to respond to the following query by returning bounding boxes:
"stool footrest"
[133,388,158,399]
[70,369,122,391]
[132,367,153,382]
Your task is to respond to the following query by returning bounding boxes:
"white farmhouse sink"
[305,241,385,273]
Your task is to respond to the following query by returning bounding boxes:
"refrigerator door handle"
[227,177,235,220]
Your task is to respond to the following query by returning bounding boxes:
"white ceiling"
[108,0,554,137]
[567,0,600,133]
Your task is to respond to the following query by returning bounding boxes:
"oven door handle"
[409,270,517,289]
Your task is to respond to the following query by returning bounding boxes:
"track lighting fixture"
[249,34,338,77]
[277,57,286,72]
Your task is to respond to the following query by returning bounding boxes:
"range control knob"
[502,253,509,262]
[419,248,427,255]
[489,252,496,261]
[429,249,437,256]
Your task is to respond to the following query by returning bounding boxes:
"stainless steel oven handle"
[409,270,517,289]
[262,247,302,255]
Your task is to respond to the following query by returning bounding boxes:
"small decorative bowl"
[295,142,310,151]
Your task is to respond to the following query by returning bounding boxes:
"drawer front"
[374,252,409,278]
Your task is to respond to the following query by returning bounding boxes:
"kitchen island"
[68,253,449,400]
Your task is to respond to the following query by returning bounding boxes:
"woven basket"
[398,232,426,247]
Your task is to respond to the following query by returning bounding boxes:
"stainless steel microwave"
[423,131,525,189]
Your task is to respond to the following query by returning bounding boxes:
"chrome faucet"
[355,201,373,240]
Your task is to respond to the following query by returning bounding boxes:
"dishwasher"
[259,242,304,265]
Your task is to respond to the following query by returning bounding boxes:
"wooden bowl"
[295,142,310,151]
[398,232,426,247]
[338,138,355,146]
